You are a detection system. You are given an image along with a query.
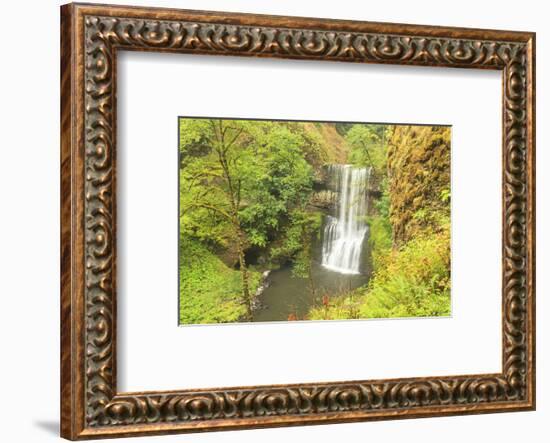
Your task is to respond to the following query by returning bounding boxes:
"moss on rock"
[387,126,451,246]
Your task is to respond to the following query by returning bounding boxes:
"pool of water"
[252,258,369,322]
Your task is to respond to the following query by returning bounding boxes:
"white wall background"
[0,0,546,442]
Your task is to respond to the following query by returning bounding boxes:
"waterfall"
[321,165,371,275]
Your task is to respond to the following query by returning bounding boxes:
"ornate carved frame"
[60,2,536,440]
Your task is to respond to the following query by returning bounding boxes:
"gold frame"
[61,2,536,439]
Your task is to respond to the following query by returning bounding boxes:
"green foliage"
[346,124,388,174]
[334,122,354,137]
[179,168,233,248]
[358,226,450,318]
[365,177,392,268]
[237,126,314,246]
[308,296,362,321]
[179,236,261,324]
[179,119,248,247]
[179,119,315,248]
[270,209,322,278]
[440,188,451,203]
[374,177,391,218]
[288,124,326,166]
[367,215,392,269]
[179,118,322,322]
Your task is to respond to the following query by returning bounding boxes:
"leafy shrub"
[358,227,450,318]
[179,237,261,324]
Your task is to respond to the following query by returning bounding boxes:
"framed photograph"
[177,117,452,325]
[60,2,535,439]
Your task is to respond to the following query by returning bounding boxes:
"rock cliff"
[386,126,451,246]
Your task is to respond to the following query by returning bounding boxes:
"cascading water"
[321,165,371,275]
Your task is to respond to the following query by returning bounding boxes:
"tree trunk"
[236,230,252,320]
[213,123,252,320]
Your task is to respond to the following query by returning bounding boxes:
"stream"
[252,164,372,322]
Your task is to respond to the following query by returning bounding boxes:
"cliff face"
[302,122,349,164]
[386,126,451,246]
[307,123,350,210]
